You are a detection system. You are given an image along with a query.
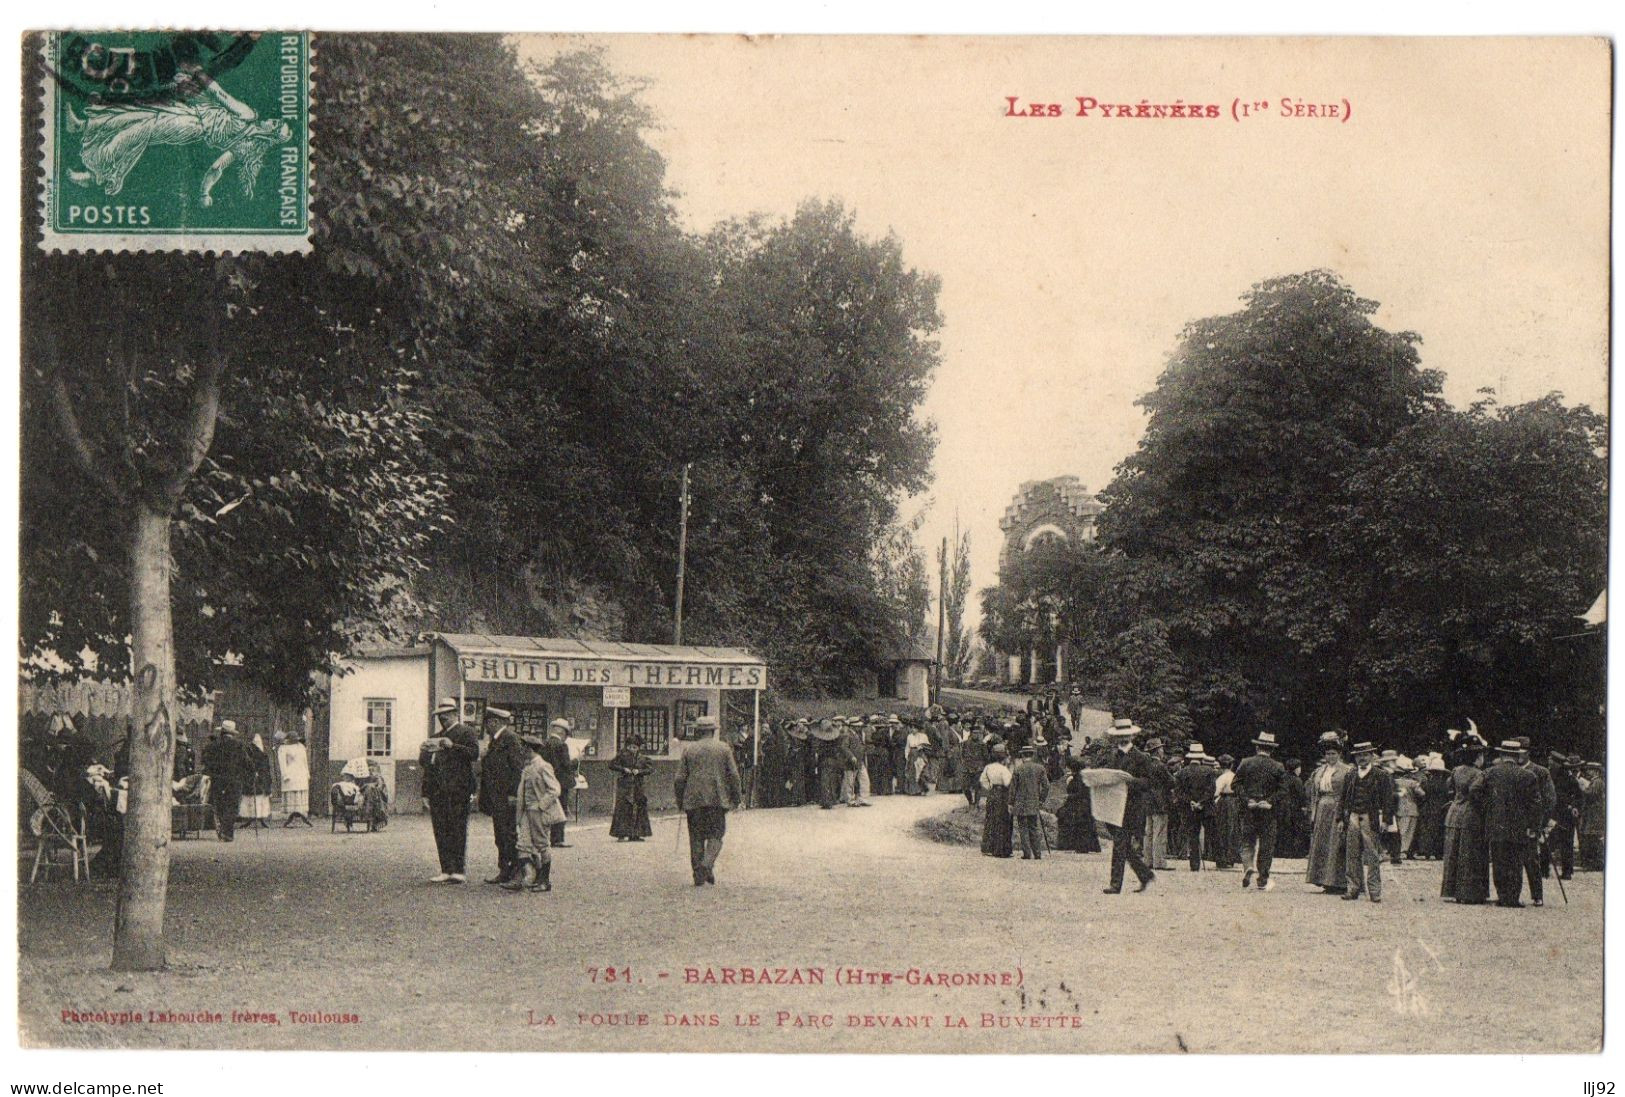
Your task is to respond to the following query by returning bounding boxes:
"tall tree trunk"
[112,505,178,971]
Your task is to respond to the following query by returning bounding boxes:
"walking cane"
[674,810,684,853]
[1544,834,1569,904]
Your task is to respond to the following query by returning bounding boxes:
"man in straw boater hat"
[1482,737,1546,907]
[476,706,530,885]
[503,731,565,893]
[1336,741,1397,902]
[420,698,480,883]
[1174,742,1217,871]
[675,715,742,886]
[1233,731,1288,891]
[1101,718,1161,894]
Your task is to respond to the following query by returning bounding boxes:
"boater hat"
[1252,731,1279,749]
[1108,719,1138,739]
[1497,739,1526,756]
[1185,741,1207,759]
[1350,741,1378,758]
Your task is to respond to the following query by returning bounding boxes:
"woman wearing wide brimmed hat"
[1305,731,1352,893]
[1441,738,1491,903]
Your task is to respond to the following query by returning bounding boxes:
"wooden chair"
[20,769,89,883]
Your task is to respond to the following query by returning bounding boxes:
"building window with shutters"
[619,706,670,757]
[364,699,394,757]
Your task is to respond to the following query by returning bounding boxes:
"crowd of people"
[20,713,315,876]
[23,691,1607,910]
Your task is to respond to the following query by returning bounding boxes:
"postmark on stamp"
[38,31,312,253]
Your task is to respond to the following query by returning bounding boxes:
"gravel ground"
[18,795,1602,1053]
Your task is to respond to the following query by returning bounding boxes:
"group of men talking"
[418,700,576,893]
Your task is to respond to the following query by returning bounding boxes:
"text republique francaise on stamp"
[38,31,311,253]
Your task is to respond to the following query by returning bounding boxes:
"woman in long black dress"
[979,744,1014,857]
[1055,758,1102,853]
[608,743,652,840]
[1440,744,1490,903]
[1415,754,1453,860]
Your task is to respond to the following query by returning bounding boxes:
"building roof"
[431,633,764,667]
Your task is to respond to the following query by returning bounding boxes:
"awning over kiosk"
[435,634,767,692]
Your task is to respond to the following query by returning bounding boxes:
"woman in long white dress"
[277,732,311,827]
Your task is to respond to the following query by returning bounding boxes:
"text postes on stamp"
[38,31,311,254]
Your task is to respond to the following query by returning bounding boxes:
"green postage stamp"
[38,31,312,253]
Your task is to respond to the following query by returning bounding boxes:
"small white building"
[326,634,767,814]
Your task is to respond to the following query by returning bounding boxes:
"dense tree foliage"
[22,34,940,966]
[1094,272,1603,758]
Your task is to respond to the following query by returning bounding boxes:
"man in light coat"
[675,715,742,886]
[503,733,565,893]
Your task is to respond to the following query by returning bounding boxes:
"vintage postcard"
[15,32,1610,1062]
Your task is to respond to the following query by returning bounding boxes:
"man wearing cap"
[477,707,530,884]
[1234,731,1288,890]
[420,699,480,883]
[1102,719,1161,894]
[675,715,742,885]
[1337,742,1397,902]
[1174,744,1217,870]
[1482,739,1545,907]
[1009,742,1051,860]
[504,732,565,893]
[541,720,578,848]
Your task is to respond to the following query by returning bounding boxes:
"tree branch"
[155,348,226,508]
[50,376,129,505]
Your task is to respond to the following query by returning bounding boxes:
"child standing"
[504,733,565,893]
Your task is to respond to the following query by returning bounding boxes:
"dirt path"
[19,795,1602,1053]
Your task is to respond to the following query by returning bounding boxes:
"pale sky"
[522,35,1611,623]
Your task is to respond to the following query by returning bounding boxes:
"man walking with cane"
[675,715,742,886]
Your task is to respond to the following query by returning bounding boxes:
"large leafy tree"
[1098,271,1445,749]
[1338,394,1607,751]
[20,33,573,970]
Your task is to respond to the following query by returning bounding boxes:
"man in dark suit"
[477,707,529,884]
[541,721,577,848]
[1174,743,1217,870]
[1234,731,1288,891]
[1549,752,1583,881]
[1338,741,1396,902]
[675,715,742,886]
[960,724,990,808]
[1102,720,1164,894]
[420,698,480,883]
[1008,743,1052,860]
[202,720,251,841]
[1483,739,1545,908]
[1514,736,1557,905]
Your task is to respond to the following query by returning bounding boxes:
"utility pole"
[674,462,691,645]
[935,535,947,704]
